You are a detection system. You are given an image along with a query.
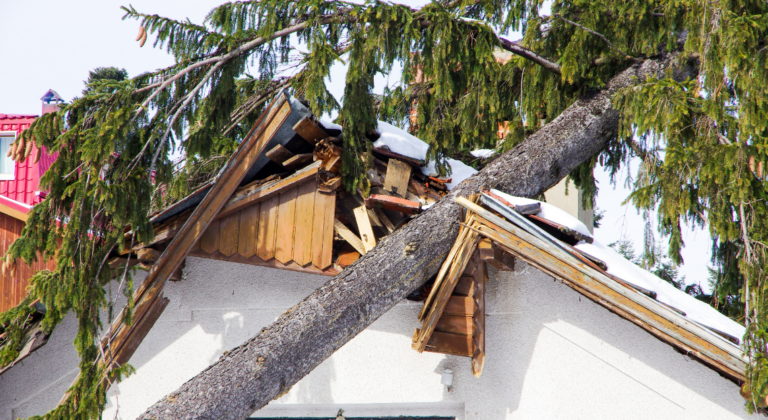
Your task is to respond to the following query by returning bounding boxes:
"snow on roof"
[470,149,495,159]
[491,189,745,342]
[373,121,477,190]
[319,115,342,131]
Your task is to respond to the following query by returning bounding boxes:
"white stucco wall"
[0,256,755,419]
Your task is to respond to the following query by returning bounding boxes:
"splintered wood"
[412,201,488,376]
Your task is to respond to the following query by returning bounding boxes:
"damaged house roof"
[0,91,747,392]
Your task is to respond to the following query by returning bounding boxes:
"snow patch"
[319,115,342,131]
[373,121,478,190]
[470,149,495,159]
[490,189,745,343]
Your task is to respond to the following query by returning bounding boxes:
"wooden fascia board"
[455,197,746,381]
[0,196,30,222]
[101,92,295,370]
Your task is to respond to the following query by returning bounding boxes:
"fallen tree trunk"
[138,53,694,420]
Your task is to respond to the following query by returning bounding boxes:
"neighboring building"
[0,90,61,313]
[0,93,755,419]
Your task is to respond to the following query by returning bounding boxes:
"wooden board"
[218,212,240,257]
[257,194,280,261]
[199,219,220,254]
[293,180,317,265]
[333,219,366,256]
[265,144,294,164]
[383,158,412,197]
[472,251,487,376]
[312,190,336,270]
[423,331,474,357]
[444,295,476,316]
[453,275,477,297]
[352,203,376,252]
[275,187,298,264]
[293,117,329,144]
[238,203,260,258]
[435,315,475,336]
[282,153,313,168]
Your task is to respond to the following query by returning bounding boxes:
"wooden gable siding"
[0,212,56,312]
[189,177,337,275]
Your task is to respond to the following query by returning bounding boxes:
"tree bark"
[138,53,694,420]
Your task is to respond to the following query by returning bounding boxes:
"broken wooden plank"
[282,153,313,168]
[293,117,329,144]
[333,219,367,256]
[238,204,260,259]
[257,194,280,261]
[319,176,342,193]
[472,250,487,377]
[293,180,317,265]
[218,212,240,257]
[275,188,298,264]
[373,207,395,233]
[415,218,480,352]
[312,190,336,269]
[266,144,294,165]
[352,201,376,253]
[365,194,421,215]
[383,159,412,197]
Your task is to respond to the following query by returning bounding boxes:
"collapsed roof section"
[413,191,746,384]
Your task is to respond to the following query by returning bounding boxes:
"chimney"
[41,89,64,115]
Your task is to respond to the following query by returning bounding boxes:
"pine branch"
[555,14,643,63]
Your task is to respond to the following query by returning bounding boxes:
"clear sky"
[0,0,713,289]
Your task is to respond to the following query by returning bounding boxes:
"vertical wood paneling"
[256,195,279,261]
[199,219,220,254]
[312,190,336,270]
[238,204,260,258]
[2,214,11,311]
[218,212,240,257]
[292,180,316,266]
[275,187,298,264]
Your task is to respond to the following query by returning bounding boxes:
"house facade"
[0,91,61,313]
[0,247,754,419]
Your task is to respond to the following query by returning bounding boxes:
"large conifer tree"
[2,0,768,417]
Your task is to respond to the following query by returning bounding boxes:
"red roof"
[0,115,57,210]
[0,114,38,120]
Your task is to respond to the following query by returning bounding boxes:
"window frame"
[0,131,17,181]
